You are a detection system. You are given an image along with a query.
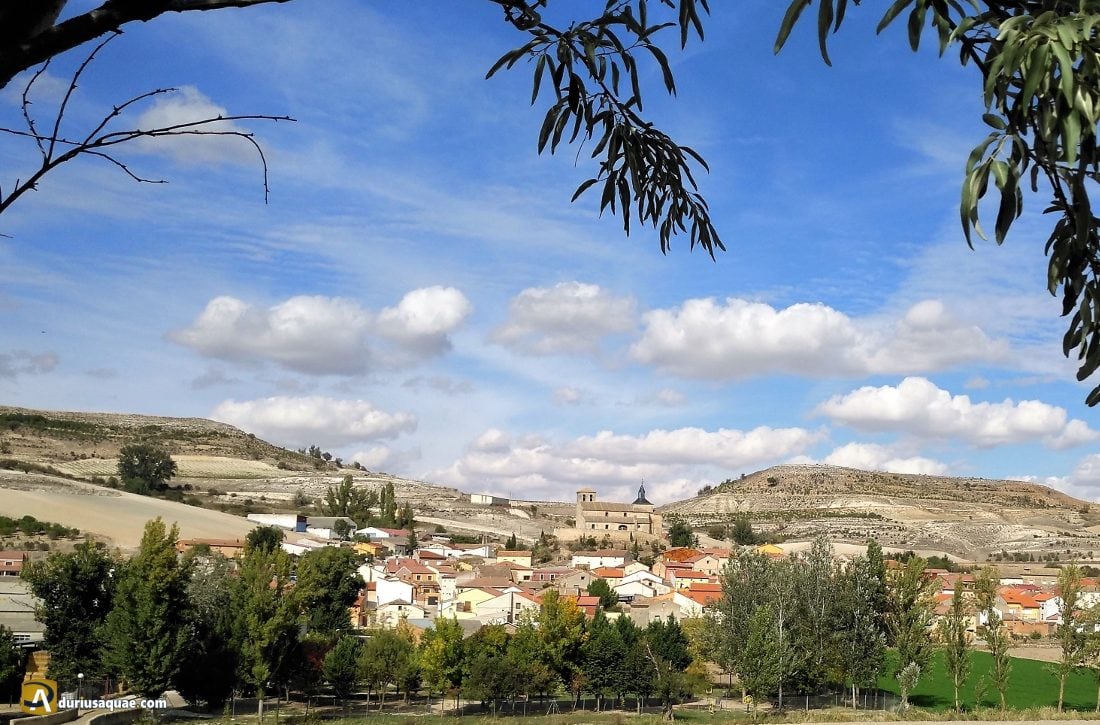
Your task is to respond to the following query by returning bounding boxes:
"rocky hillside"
[663,464,1100,559]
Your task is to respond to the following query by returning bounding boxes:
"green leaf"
[877,0,917,34]
[982,113,1007,130]
[774,0,813,55]
[817,0,835,66]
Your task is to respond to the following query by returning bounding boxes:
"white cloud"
[211,395,416,447]
[171,288,471,375]
[0,350,58,379]
[429,424,822,503]
[816,377,1099,449]
[134,86,256,165]
[492,282,636,355]
[375,286,472,356]
[351,446,394,470]
[171,295,373,375]
[822,442,949,476]
[631,298,1009,378]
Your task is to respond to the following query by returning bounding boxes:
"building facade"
[554,484,663,543]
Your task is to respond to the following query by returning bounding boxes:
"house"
[376,577,415,607]
[591,567,625,587]
[497,550,534,567]
[470,493,509,506]
[571,549,629,569]
[572,595,602,618]
[375,600,427,628]
[668,569,714,590]
[477,590,540,623]
[692,549,732,576]
[0,551,28,577]
[755,543,785,559]
[554,569,595,597]
[0,579,44,645]
[446,587,503,618]
[530,567,573,584]
[247,513,307,532]
[996,589,1042,621]
[614,578,670,602]
[453,544,496,559]
[176,538,247,558]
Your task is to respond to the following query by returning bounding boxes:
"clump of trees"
[320,477,414,534]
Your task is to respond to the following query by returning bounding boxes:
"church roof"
[632,484,653,506]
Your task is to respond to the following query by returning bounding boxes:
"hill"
[663,464,1100,560]
[0,405,573,549]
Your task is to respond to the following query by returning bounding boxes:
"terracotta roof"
[682,589,721,606]
[689,582,722,593]
[592,567,624,578]
[661,547,703,563]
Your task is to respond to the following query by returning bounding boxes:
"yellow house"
[451,587,501,619]
[497,550,534,568]
[755,543,784,558]
[353,541,387,557]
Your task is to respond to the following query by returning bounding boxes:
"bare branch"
[0,39,295,216]
[0,0,295,91]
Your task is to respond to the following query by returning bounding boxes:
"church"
[554,483,664,543]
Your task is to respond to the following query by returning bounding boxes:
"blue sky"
[1,1,1098,504]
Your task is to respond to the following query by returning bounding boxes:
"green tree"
[938,585,971,713]
[587,578,617,610]
[533,590,586,691]
[506,532,518,550]
[233,543,298,723]
[730,516,757,545]
[245,525,284,555]
[116,443,177,495]
[0,625,25,706]
[102,518,192,698]
[740,604,781,710]
[1055,563,1086,712]
[22,540,117,683]
[581,611,624,710]
[776,0,1100,406]
[834,548,886,708]
[668,519,695,548]
[974,566,1011,711]
[897,661,921,712]
[704,548,773,695]
[174,551,238,709]
[419,616,465,711]
[321,475,373,527]
[291,546,363,636]
[322,636,361,703]
[887,555,936,692]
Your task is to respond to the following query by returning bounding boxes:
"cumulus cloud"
[375,286,472,356]
[429,424,822,503]
[816,377,1099,449]
[823,442,949,475]
[210,395,416,447]
[492,282,636,355]
[135,86,255,165]
[0,350,58,379]
[631,298,1009,378]
[171,288,470,375]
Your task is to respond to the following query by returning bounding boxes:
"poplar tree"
[938,585,971,713]
[974,566,1011,711]
[1055,564,1085,713]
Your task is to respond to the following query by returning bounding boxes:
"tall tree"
[834,549,886,708]
[739,604,781,712]
[22,539,117,683]
[291,547,363,636]
[246,526,284,555]
[175,551,238,709]
[0,625,24,706]
[418,616,465,712]
[582,611,624,710]
[1055,563,1086,712]
[704,549,773,695]
[974,566,1011,711]
[233,543,298,723]
[938,585,971,713]
[887,556,936,695]
[102,518,192,698]
[320,475,372,527]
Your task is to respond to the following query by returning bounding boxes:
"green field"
[877,649,1100,712]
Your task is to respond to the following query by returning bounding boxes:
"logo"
[21,679,57,715]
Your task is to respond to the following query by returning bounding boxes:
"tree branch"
[0,0,294,91]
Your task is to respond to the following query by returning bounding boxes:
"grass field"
[877,649,1100,712]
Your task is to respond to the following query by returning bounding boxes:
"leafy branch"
[0,33,295,216]
[488,0,722,257]
[776,0,1100,406]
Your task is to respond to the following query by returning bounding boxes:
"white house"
[470,493,509,506]
[477,590,540,624]
[571,549,628,569]
[376,600,427,628]
[376,577,415,607]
